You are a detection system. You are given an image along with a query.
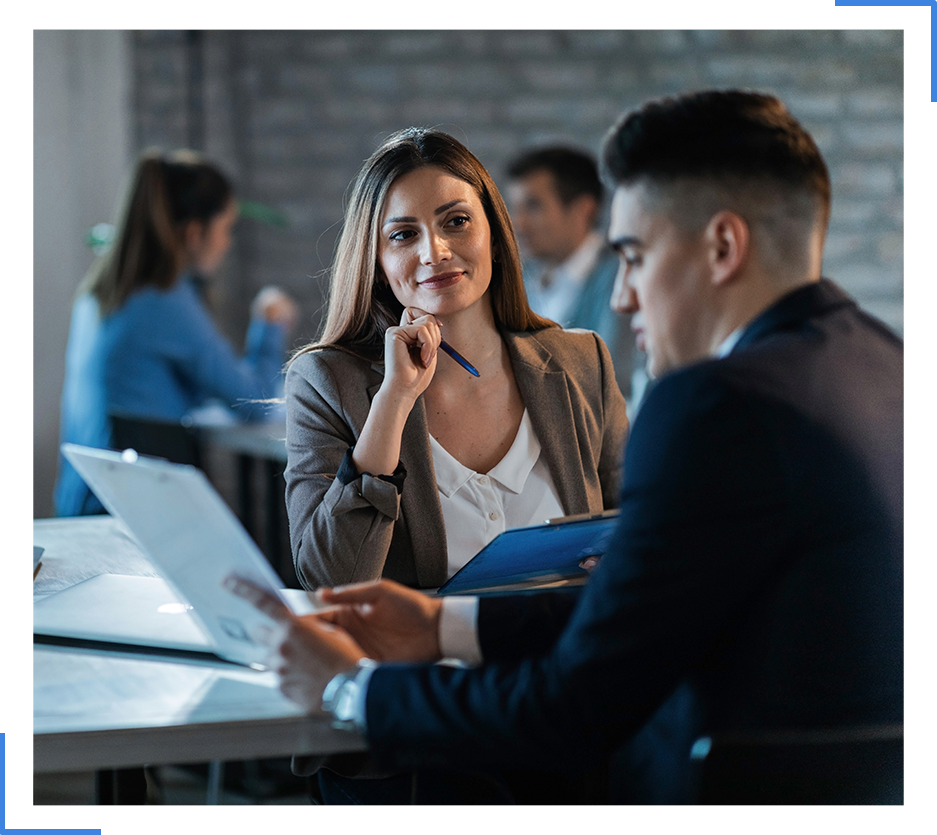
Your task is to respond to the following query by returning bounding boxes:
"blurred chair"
[689,724,903,804]
[109,412,204,469]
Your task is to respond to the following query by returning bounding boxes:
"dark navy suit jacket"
[362,280,903,802]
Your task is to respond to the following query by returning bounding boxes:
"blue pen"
[439,340,480,377]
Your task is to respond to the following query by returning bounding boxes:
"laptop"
[48,443,323,669]
[34,574,321,663]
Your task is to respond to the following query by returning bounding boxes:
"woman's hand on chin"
[382,307,442,401]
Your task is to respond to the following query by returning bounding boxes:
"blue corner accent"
[833,0,937,104]
[0,733,101,835]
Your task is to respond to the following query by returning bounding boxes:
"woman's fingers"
[387,320,441,369]
[400,306,438,327]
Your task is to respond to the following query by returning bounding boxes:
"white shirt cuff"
[349,597,482,733]
[438,595,482,665]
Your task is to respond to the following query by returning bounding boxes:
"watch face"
[333,682,357,721]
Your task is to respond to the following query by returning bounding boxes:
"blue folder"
[437,512,619,596]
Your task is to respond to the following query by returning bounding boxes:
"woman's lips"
[419,271,463,289]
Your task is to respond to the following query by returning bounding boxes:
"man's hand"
[223,575,366,714]
[317,579,443,663]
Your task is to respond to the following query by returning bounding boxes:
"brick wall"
[131,29,903,345]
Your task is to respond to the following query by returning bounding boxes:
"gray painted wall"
[34,30,132,518]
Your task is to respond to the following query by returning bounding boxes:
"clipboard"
[437,510,619,596]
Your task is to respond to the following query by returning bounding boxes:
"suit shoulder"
[287,346,377,391]
[641,359,750,421]
[522,325,606,357]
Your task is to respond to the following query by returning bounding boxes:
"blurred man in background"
[506,147,637,401]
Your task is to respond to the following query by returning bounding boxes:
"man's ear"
[705,210,749,286]
[569,194,599,230]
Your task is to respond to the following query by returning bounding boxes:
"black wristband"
[337,446,406,494]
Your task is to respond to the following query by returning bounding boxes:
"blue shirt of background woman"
[54,151,297,517]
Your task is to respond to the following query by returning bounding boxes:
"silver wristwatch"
[320,658,376,733]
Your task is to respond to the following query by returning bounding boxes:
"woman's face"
[377,166,493,318]
[187,199,238,275]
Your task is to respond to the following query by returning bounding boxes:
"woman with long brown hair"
[287,127,629,804]
[55,150,297,517]
[287,128,628,590]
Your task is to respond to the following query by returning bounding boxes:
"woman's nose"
[422,231,451,265]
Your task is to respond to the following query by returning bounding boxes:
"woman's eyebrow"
[433,199,462,215]
[383,200,466,226]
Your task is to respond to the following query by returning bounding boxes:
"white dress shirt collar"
[716,326,745,358]
[430,409,541,497]
[547,230,606,288]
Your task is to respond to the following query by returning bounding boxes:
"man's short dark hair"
[506,147,603,206]
[602,90,831,225]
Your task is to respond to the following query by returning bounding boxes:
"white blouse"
[429,408,564,578]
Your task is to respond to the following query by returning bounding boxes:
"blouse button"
[477,475,489,485]
[488,510,500,521]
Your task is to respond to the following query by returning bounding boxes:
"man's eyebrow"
[608,235,642,252]
[383,200,466,226]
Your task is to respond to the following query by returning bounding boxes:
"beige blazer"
[284,327,629,590]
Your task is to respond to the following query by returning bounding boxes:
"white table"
[33,516,365,785]
[34,644,363,774]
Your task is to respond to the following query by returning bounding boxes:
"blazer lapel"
[504,331,590,515]
[399,396,449,589]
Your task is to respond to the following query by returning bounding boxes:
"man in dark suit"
[227,90,903,803]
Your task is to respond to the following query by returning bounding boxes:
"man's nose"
[610,266,639,314]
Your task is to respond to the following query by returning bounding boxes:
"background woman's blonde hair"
[83,149,233,315]
[300,127,555,361]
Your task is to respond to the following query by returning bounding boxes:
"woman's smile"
[419,271,464,289]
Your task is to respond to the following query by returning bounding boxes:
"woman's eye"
[389,229,415,242]
[447,215,470,228]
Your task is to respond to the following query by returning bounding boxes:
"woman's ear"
[182,219,206,256]
[705,210,749,287]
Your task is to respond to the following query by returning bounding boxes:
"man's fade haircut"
[602,90,831,232]
[507,147,603,207]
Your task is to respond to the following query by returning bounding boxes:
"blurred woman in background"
[55,149,297,517]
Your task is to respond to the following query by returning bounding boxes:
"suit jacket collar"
[733,279,854,353]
